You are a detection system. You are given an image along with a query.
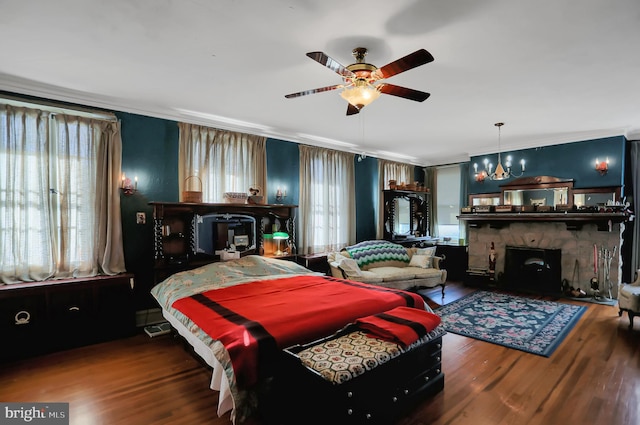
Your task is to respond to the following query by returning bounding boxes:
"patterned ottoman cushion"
[297,331,402,385]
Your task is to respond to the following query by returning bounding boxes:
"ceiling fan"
[285,47,434,115]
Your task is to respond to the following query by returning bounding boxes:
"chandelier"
[473,122,525,182]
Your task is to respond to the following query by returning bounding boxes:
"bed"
[150,255,440,424]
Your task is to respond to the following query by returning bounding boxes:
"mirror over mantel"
[502,176,573,208]
[468,175,621,209]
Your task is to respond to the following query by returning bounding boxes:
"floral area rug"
[436,290,586,357]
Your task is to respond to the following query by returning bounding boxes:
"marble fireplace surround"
[465,219,624,298]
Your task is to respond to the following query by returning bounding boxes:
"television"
[194,213,256,256]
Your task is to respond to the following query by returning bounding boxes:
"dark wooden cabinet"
[150,202,298,281]
[0,274,135,362]
[382,190,430,243]
[297,253,330,275]
[435,244,469,281]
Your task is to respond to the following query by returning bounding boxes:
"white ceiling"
[2,0,640,166]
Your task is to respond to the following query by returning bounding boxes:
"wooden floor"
[1,281,639,425]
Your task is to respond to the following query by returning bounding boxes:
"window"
[0,100,124,284]
[178,123,266,203]
[436,165,462,240]
[298,145,355,254]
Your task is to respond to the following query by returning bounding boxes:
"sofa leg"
[440,284,445,298]
[629,311,636,329]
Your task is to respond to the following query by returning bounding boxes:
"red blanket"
[171,275,424,388]
[355,306,441,347]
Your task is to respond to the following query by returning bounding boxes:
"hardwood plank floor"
[1,282,639,425]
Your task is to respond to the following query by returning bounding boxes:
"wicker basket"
[182,176,203,203]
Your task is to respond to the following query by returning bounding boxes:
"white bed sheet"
[161,307,235,418]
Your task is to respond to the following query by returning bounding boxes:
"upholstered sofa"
[327,240,447,296]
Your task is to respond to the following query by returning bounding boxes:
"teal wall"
[117,112,180,202]
[116,112,180,309]
[469,136,626,195]
[355,156,379,241]
[266,138,300,205]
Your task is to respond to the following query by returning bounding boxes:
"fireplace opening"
[504,246,562,294]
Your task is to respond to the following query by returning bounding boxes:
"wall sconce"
[121,172,137,196]
[275,187,287,203]
[595,158,609,175]
[474,166,488,183]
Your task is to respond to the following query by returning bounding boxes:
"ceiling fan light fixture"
[285,47,433,115]
[340,81,381,108]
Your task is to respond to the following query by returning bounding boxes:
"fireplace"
[504,246,562,294]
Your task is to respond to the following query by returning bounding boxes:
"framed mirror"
[503,187,569,207]
[193,213,256,256]
[393,197,412,236]
[573,187,621,208]
[468,193,500,206]
[383,190,429,241]
[500,176,574,207]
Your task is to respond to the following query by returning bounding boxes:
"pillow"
[409,254,432,269]
[345,241,410,270]
[338,258,363,277]
[332,252,348,263]
[416,246,437,257]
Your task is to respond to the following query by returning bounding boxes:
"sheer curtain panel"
[178,123,266,203]
[424,166,438,238]
[0,104,125,284]
[299,145,355,254]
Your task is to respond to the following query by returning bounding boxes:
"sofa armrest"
[432,256,444,270]
[328,262,346,279]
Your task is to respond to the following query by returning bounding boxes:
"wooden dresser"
[0,274,135,362]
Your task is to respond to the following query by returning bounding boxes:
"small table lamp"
[273,232,289,256]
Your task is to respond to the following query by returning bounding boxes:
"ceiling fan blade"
[372,49,434,80]
[285,84,343,99]
[378,84,430,102]
[306,52,355,78]
[346,103,361,115]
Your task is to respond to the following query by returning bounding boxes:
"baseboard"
[135,308,164,327]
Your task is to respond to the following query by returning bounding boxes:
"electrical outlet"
[136,212,146,224]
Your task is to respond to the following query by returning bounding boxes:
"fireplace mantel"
[459,212,628,231]
[466,219,624,298]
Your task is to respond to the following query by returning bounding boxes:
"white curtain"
[299,145,355,254]
[0,104,125,284]
[377,160,414,239]
[178,123,266,202]
[424,166,437,237]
